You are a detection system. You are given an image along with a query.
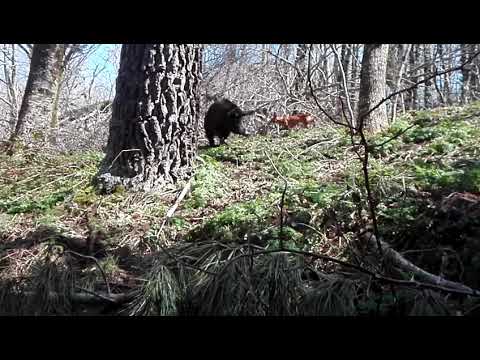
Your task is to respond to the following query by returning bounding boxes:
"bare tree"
[357,44,389,132]
[423,44,434,108]
[461,44,475,104]
[1,45,20,132]
[390,44,412,120]
[293,44,308,98]
[95,44,202,193]
[405,44,419,110]
[9,44,66,146]
[49,44,100,143]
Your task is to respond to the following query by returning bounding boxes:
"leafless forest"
[2,44,480,316]
[2,44,479,151]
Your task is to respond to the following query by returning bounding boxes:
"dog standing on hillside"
[270,113,315,130]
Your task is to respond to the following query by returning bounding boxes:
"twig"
[157,244,217,276]
[307,45,352,129]
[22,289,135,304]
[107,148,141,170]
[75,286,117,303]
[279,182,288,249]
[263,150,289,185]
[372,123,417,148]
[331,45,356,128]
[65,250,111,295]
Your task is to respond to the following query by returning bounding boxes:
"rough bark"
[423,44,433,108]
[357,44,389,132]
[406,44,419,110]
[461,44,473,104]
[10,44,66,145]
[294,44,308,94]
[471,44,479,98]
[49,65,65,144]
[95,44,202,193]
[437,44,452,105]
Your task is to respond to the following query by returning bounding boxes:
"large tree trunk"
[9,44,65,145]
[49,65,65,145]
[95,44,202,193]
[357,44,389,132]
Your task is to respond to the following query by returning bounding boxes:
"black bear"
[204,99,254,147]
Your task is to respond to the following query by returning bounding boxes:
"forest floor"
[1,101,480,315]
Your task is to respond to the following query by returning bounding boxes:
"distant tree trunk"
[390,44,411,120]
[424,44,433,108]
[294,44,308,94]
[261,44,268,65]
[2,44,20,133]
[49,44,96,144]
[437,44,452,105]
[9,44,65,146]
[350,44,361,113]
[335,44,351,116]
[461,44,473,104]
[406,44,419,110]
[471,44,479,99]
[357,44,389,132]
[95,44,202,193]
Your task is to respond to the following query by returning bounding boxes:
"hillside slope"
[1,102,480,315]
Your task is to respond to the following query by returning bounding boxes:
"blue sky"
[86,44,119,77]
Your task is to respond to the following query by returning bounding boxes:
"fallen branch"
[361,232,480,296]
[158,178,193,233]
[20,288,136,305]
[216,241,480,298]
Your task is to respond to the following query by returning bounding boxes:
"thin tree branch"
[65,250,111,295]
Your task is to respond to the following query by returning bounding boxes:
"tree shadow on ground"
[0,225,144,315]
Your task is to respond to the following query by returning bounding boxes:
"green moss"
[412,160,480,193]
[170,217,188,230]
[265,227,305,250]
[298,182,345,208]
[0,189,72,215]
[73,186,99,206]
[190,199,272,242]
[0,150,102,215]
[185,156,228,209]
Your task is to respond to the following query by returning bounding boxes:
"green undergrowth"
[185,155,228,209]
[0,150,102,215]
[2,101,480,315]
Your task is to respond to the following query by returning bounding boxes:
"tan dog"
[270,113,314,129]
